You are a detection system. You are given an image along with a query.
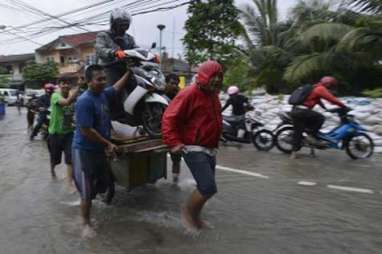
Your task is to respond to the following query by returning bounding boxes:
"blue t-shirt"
[73,87,116,152]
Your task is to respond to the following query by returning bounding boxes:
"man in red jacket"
[162,60,223,232]
[290,76,347,159]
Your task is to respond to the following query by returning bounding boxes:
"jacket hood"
[195,60,223,87]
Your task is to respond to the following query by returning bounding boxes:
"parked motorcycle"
[221,112,274,151]
[117,47,168,138]
[274,108,374,159]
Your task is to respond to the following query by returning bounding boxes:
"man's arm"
[80,127,112,147]
[317,86,345,107]
[95,32,117,60]
[58,86,80,107]
[162,91,189,148]
[221,98,231,112]
[112,70,131,92]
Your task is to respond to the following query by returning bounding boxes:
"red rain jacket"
[303,83,345,109]
[161,61,223,148]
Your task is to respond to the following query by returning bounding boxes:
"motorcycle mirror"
[151,42,156,49]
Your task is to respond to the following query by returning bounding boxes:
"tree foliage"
[183,0,242,66]
[0,74,11,88]
[238,0,382,94]
[22,61,58,85]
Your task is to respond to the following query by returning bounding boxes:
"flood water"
[1,107,382,254]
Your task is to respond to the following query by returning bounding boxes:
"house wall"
[79,44,96,65]
[36,43,96,74]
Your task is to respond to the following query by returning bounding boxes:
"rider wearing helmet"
[95,9,136,120]
[221,85,253,139]
[290,76,347,158]
[95,8,137,85]
[30,83,55,140]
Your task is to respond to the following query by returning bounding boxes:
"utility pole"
[157,24,165,69]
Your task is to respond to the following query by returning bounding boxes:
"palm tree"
[239,0,294,92]
[240,0,283,48]
[283,22,355,84]
[349,0,382,14]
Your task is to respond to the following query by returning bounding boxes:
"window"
[60,56,65,64]
[85,54,96,65]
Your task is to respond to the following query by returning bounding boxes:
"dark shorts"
[183,151,217,197]
[72,149,111,202]
[48,133,73,166]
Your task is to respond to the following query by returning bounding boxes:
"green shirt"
[48,92,74,135]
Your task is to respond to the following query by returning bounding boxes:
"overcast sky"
[0,0,297,57]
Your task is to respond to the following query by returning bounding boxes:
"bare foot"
[196,219,214,229]
[290,152,297,160]
[181,206,199,234]
[81,224,96,239]
[172,173,179,184]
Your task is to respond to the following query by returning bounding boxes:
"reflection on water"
[1,108,382,254]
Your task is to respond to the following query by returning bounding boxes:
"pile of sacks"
[221,93,382,152]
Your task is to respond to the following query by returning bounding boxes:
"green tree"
[183,0,242,66]
[22,61,58,88]
[0,74,11,88]
[223,56,253,92]
[239,0,293,93]
[0,66,9,75]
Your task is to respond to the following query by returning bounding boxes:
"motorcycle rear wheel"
[252,129,274,151]
[345,133,374,160]
[141,102,167,138]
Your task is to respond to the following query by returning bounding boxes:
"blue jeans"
[183,151,217,197]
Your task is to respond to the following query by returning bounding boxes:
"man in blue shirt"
[72,64,130,237]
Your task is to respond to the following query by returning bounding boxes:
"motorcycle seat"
[223,115,245,124]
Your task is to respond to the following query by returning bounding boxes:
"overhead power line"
[0,0,196,46]
[9,0,90,32]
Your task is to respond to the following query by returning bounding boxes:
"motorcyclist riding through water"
[221,85,253,139]
[30,83,55,140]
[290,76,348,159]
[95,9,137,120]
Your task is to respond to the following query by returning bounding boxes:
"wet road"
[1,107,382,254]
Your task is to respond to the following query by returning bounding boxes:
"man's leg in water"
[30,114,46,139]
[64,133,75,189]
[183,152,217,230]
[182,190,212,230]
[290,109,306,159]
[48,134,62,179]
[170,153,181,183]
[80,199,92,226]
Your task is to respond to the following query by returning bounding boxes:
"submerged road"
[0,107,381,254]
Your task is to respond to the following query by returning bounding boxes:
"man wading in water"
[162,60,223,232]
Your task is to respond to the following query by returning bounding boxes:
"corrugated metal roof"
[0,53,34,63]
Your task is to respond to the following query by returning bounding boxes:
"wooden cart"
[106,136,168,202]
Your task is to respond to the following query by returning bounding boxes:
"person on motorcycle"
[221,85,253,139]
[290,76,347,159]
[95,9,137,120]
[26,94,38,131]
[30,83,55,140]
[95,8,137,85]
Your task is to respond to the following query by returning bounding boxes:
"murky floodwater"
[1,107,382,254]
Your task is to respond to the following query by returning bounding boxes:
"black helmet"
[110,9,132,29]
